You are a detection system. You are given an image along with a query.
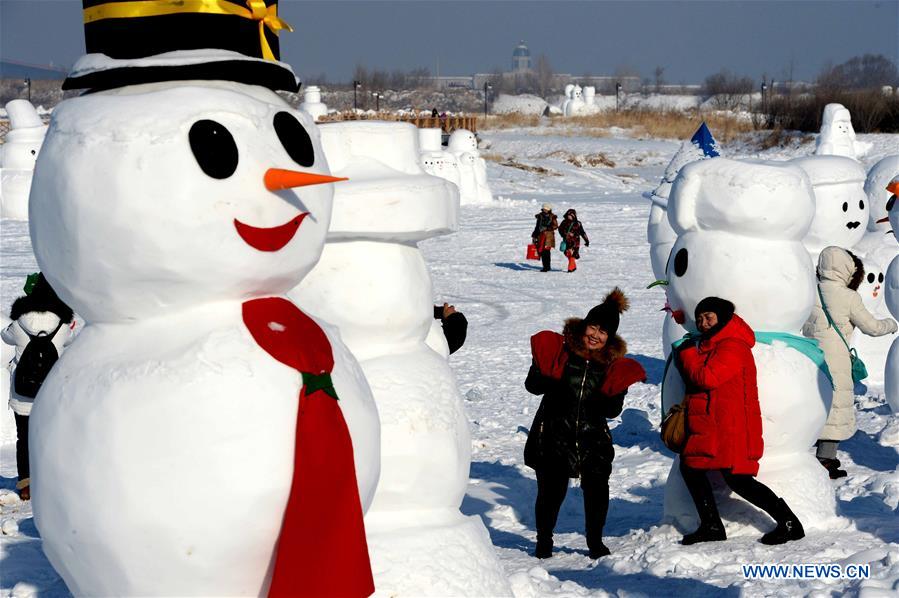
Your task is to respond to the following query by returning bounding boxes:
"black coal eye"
[879,274,884,283]
[868,273,875,283]
[274,111,314,167]
[842,202,848,212]
[189,120,238,179]
[859,200,864,210]
[674,248,688,277]
[30,149,36,155]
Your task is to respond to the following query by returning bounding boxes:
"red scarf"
[243,297,374,598]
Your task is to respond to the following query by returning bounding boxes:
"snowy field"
[1,125,898,596]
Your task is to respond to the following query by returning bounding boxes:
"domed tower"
[512,40,531,72]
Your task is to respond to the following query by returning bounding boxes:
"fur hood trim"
[563,317,627,364]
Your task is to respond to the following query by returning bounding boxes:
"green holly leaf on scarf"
[302,372,339,400]
[23,273,40,295]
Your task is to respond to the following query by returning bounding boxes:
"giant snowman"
[647,122,720,357]
[28,3,380,596]
[0,99,47,220]
[661,159,836,530]
[882,178,899,412]
[290,121,511,596]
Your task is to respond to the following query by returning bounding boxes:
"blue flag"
[691,122,720,157]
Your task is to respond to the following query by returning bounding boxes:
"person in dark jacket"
[524,288,646,559]
[558,209,590,273]
[434,303,468,354]
[675,297,804,546]
[532,204,559,272]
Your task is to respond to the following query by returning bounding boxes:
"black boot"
[534,539,553,559]
[760,499,805,545]
[682,497,726,545]
[817,457,847,479]
[588,542,610,559]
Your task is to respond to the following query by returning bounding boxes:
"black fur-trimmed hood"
[9,276,74,323]
[563,318,627,365]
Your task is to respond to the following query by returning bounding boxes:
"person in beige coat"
[802,246,898,478]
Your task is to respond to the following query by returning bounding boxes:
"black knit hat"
[694,297,735,327]
[584,287,629,336]
[63,0,298,92]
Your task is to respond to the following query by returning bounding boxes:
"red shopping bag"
[526,243,540,260]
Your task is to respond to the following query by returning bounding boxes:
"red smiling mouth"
[234,213,309,252]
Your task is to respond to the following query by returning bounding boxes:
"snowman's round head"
[30,81,338,323]
[789,155,868,254]
[864,154,899,232]
[665,158,816,333]
[448,129,478,154]
[572,86,583,100]
[857,257,886,311]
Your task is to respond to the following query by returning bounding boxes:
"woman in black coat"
[524,288,645,559]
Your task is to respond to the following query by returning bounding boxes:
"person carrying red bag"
[524,288,646,559]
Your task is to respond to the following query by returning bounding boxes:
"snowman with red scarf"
[28,2,379,596]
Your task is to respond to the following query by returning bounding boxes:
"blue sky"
[2,1,897,83]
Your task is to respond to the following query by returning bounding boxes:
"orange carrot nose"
[887,181,899,195]
[264,168,348,191]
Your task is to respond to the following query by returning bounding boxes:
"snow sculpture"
[299,84,328,121]
[564,85,585,116]
[882,178,899,411]
[790,155,868,258]
[856,154,899,256]
[291,120,511,597]
[419,127,461,191]
[850,250,897,386]
[560,83,575,114]
[661,158,836,531]
[27,4,380,596]
[0,100,47,220]
[583,85,596,106]
[814,103,871,160]
[648,123,720,357]
[447,128,493,204]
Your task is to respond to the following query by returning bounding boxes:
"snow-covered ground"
[1,126,897,596]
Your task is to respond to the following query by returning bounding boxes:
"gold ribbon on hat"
[83,0,293,61]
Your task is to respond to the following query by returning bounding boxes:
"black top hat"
[63,0,299,92]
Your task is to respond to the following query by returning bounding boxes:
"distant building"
[512,41,531,73]
[1,60,68,80]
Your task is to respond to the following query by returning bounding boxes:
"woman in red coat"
[675,297,804,546]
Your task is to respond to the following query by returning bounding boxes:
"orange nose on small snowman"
[264,168,347,191]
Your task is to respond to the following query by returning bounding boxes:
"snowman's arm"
[849,292,899,337]
[677,342,744,390]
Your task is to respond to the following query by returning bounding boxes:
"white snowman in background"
[564,85,585,116]
[649,123,721,357]
[561,83,575,114]
[447,128,493,204]
[291,121,511,597]
[882,177,899,411]
[814,102,872,160]
[419,127,461,191]
[662,158,836,530]
[790,155,868,259]
[298,84,328,121]
[27,10,380,596]
[856,154,899,256]
[0,99,47,220]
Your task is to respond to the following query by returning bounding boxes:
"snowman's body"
[447,129,492,205]
[29,81,379,596]
[564,85,585,116]
[299,85,328,121]
[291,121,511,597]
[0,100,47,220]
[789,155,868,260]
[661,159,836,530]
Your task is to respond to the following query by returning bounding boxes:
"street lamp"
[483,82,492,117]
[25,78,31,103]
[353,80,361,112]
[373,92,380,112]
[761,81,768,111]
[615,81,622,112]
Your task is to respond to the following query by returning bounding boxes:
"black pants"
[680,461,780,522]
[540,249,551,271]
[535,469,609,551]
[15,414,29,482]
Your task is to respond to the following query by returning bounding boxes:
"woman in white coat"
[803,247,897,478]
[2,274,75,499]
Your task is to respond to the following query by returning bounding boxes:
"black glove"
[584,240,590,247]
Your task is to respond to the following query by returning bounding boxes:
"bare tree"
[818,54,899,90]
[527,54,555,97]
[703,69,754,110]
[654,66,666,94]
